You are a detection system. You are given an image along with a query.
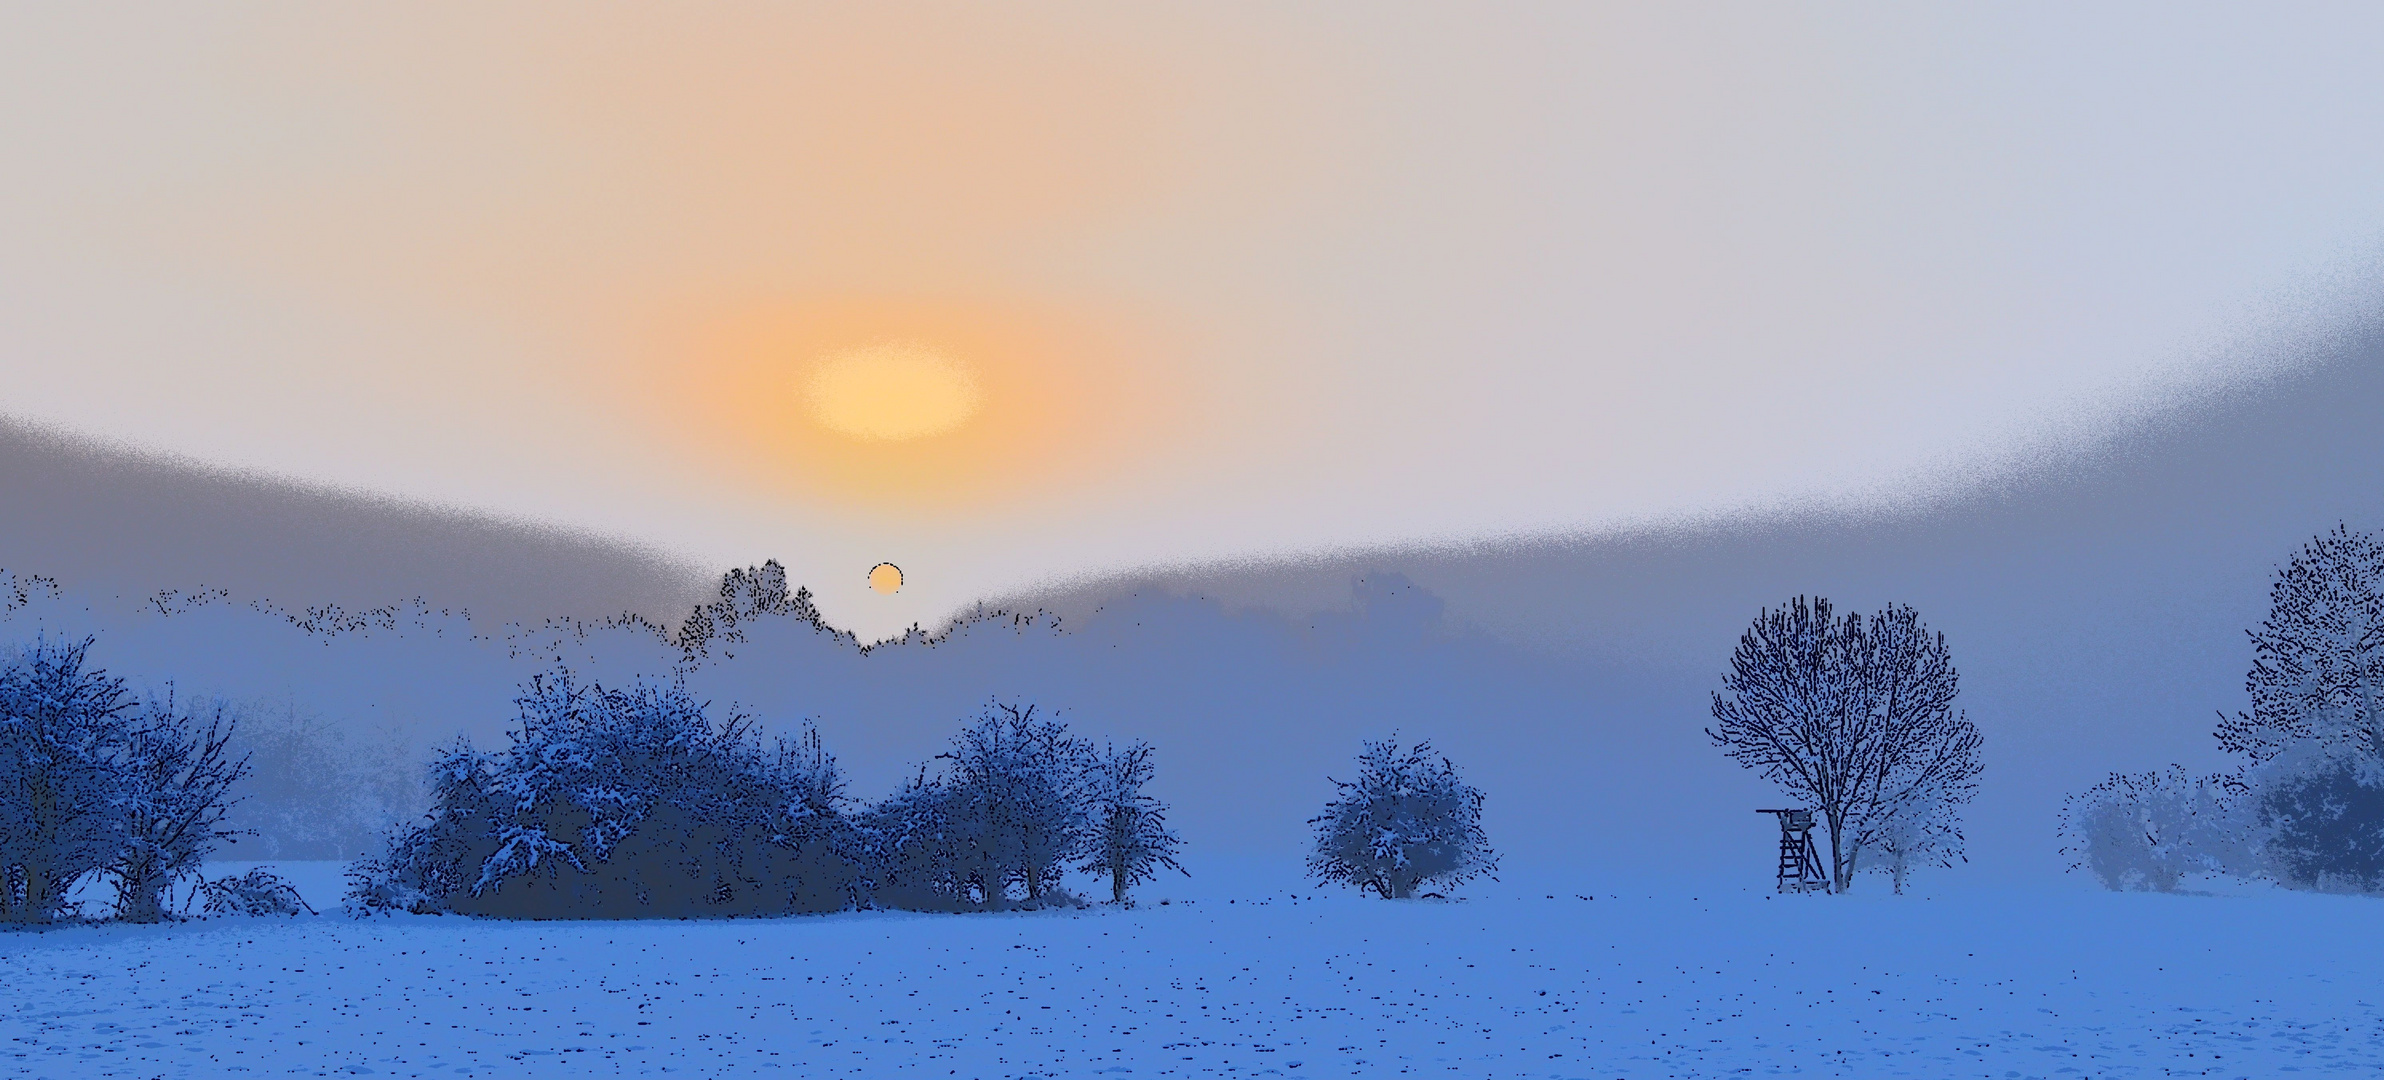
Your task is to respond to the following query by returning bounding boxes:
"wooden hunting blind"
[1757,808,1831,893]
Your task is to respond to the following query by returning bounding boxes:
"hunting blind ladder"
[1757,808,1830,893]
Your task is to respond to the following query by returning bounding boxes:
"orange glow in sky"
[646,297,1176,513]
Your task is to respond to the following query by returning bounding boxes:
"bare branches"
[109,691,253,923]
[1707,598,1983,893]
[1079,740,1186,905]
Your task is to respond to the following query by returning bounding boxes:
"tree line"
[343,682,1189,917]
[343,667,1499,919]
[1,613,1503,924]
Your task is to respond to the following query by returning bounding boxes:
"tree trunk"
[1828,813,1851,893]
[115,853,167,923]
[1112,863,1127,905]
[21,863,52,924]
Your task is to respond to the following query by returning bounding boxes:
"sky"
[5,3,2384,637]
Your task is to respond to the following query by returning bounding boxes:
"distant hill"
[0,417,711,625]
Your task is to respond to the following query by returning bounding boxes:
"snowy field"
[4,866,2382,1079]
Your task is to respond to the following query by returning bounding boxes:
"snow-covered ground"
[5,866,2381,1079]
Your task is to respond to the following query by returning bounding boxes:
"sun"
[643,295,1181,509]
[804,343,981,441]
[868,562,904,594]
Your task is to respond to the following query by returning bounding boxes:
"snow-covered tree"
[1863,788,1965,895]
[1308,737,1497,899]
[1079,740,1185,904]
[855,703,1124,912]
[1708,598,1983,892]
[2186,526,2384,894]
[934,702,1093,905]
[346,737,499,916]
[2216,524,2384,765]
[2060,766,2238,892]
[0,637,136,924]
[853,767,970,911]
[107,692,251,923]
[762,725,859,913]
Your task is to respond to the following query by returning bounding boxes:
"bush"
[349,668,858,919]
[195,869,314,917]
[356,687,1181,918]
[1309,737,1497,899]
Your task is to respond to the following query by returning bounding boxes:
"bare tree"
[108,692,252,923]
[1708,597,1983,893]
[1079,741,1185,904]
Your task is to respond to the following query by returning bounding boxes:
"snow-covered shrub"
[2244,743,2384,893]
[195,868,314,917]
[1080,741,1186,905]
[2060,766,2236,892]
[348,667,859,919]
[1308,737,1497,899]
[107,693,251,923]
[0,637,136,924]
[1863,790,1967,895]
[857,702,1095,911]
